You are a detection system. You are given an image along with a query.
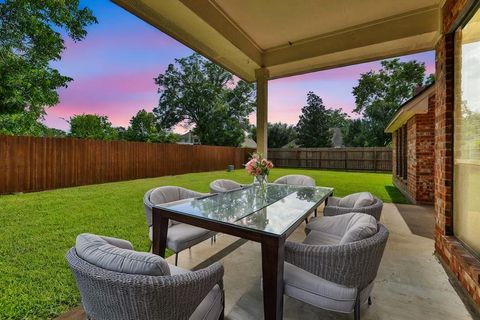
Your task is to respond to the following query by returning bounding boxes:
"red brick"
[434,0,480,308]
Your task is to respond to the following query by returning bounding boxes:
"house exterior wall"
[415,95,436,203]
[407,116,418,201]
[435,0,480,306]
[392,95,435,204]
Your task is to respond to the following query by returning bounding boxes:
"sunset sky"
[45,0,436,133]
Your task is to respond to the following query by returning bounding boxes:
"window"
[396,125,407,180]
[454,7,480,255]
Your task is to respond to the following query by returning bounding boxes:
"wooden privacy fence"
[268,147,392,172]
[0,135,252,194]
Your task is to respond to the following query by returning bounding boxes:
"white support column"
[255,68,269,158]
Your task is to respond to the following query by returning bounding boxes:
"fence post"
[345,150,348,170]
[374,149,377,172]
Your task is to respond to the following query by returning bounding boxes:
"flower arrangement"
[245,152,274,177]
[245,153,273,192]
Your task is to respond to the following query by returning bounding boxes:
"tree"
[68,114,118,140]
[0,112,48,136]
[249,122,297,148]
[0,112,66,137]
[296,92,347,148]
[153,53,255,147]
[0,0,97,127]
[352,59,428,146]
[343,119,368,147]
[126,109,179,143]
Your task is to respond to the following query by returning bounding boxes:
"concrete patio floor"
[59,203,476,320]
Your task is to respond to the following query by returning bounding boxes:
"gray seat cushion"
[149,186,203,206]
[149,224,214,253]
[306,213,355,236]
[340,213,377,244]
[273,175,316,187]
[209,179,242,193]
[169,264,223,320]
[284,262,374,314]
[353,192,374,208]
[284,262,357,313]
[189,284,223,320]
[76,233,170,276]
[338,192,374,208]
[303,230,342,245]
[305,213,377,244]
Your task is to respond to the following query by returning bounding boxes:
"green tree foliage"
[153,53,255,147]
[249,122,297,148]
[296,92,349,148]
[0,112,66,137]
[342,118,368,147]
[126,109,179,143]
[68,114,118,140]
[351,59,427,146]
[0,0,97,129]
[0,112,47,136]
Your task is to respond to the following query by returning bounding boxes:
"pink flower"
[256,167,262,175]
[267,161,274,169]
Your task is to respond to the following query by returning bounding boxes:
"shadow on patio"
[58,203,475,320]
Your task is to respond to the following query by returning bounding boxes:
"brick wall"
[406,117,417,199]
[415,95,436,203]
[392,94,435,204]
[435,0,480,306]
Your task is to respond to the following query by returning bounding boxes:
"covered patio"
[59,202,474,320]
[57,0,479,319]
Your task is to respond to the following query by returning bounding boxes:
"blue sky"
[44,0,435,132]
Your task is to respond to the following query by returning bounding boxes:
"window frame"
[452,2,480,257]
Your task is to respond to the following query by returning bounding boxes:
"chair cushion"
[149,224,214,253]
[326,196,340,207]
[284,262,357,313]
[338,193,359,208]
[337,192,374,208]
[210,179,242,193]
[274,175,315,187]
[340,213,377,244]
[353,192,374,208]
[305,213,355,236]
[303,230,342,245]
[76,233,170,276]
[150,186,203,205]
[189,284,223,320]
[168,264,223,320]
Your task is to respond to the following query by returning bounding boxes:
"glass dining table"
[152,183,334,320]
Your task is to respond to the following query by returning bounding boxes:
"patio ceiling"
[113,0,443,82]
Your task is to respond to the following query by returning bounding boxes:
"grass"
[0,168,407,319]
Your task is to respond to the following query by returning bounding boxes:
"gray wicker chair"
[144,186,216,265]
[273,174,316,187]
[209,179,243,193]
[274,174,317,220]
[66,234,224,320]
[323,192,383,221]
[284,213,389,320]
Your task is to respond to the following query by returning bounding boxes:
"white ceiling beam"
[262,7,441,68]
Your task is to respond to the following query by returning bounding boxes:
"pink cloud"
[45,70,160,130]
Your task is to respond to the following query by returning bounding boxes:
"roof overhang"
[385,84,436,133]
[112,0,443,82]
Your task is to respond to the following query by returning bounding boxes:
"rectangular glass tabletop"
[156,184,333,236]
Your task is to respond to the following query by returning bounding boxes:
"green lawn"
[0,169,406,319]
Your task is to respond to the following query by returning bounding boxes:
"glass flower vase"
[255,174,267,194]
